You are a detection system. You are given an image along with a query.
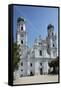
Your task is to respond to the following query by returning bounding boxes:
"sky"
[13,5,58,47]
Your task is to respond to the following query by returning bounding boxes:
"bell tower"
[47,24,57,58]
[17,17,27,46]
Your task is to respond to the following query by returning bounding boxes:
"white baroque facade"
[14,17,58,79]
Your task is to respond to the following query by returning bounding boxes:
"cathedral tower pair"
[16,17,57,58]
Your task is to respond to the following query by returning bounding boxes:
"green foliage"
[13,42,21,71]
[48,56,59,74]
[49,56,59,67]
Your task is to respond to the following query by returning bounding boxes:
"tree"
[49,56,59,74]
[13,42,21,71]
[49,56,59,67]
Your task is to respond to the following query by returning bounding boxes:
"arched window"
[30,63,32,67]
[39,50,42,56]
[53,44,54,47]
[21,26,23,30]
[21,69,23,71]
[30,71,33,76]
[21,62,23,66]
[21,40,23,44]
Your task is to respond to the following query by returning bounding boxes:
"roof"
[47,24,54,30]
[17,17,25,23]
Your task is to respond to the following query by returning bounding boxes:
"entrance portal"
[40,68,42,75]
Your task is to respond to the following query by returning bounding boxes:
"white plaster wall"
[35,60,40,75]
[27,61,30,75]
[17,33,20,45]
[43,48,50,58]
[23,23,26,31]
[19,22,25,31]
[34,47,50,58]
[27,59,35,75]
[34,48,43,58]
[18,59,28,77]
[14,70,20,80]
[42,61,49,74]
[20,34,27,45]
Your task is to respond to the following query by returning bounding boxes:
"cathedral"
[14,17,58,79]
